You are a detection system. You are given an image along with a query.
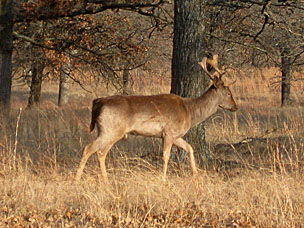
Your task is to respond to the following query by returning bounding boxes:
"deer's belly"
[129,121,163,137]
[128,121,188,139]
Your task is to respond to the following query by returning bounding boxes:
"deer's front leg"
[173,138,198,175]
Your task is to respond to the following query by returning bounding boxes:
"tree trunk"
[122,65,129,95]
[0,0,13,116]
[171,0,210,165]
[58,63,70,106]
[27,62,44,108]
[281,47,292,106]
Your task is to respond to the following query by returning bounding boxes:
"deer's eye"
[226,89,232,96]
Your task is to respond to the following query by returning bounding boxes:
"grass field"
[1,68,304,227]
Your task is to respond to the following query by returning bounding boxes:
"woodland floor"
[1,74,304,227]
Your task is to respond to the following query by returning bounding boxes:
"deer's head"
[213,76,238,112]
[199,55,238,112]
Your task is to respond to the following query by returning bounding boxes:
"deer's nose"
[231,104,238,112]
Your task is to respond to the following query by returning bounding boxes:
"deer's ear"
[214,76,224,88]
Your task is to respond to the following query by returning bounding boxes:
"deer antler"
[198,54,224,80]
[208,54,222,75]
[222,66,238,85]
[198,57,215,80]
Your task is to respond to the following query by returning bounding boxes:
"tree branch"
[13,0,164,23]
[13,32,93,64]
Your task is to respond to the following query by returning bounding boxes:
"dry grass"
[1,69,304,227]
[2,165,304,227]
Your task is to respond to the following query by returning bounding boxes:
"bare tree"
[206,1,304,106]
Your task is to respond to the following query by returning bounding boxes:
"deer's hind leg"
[75,138,102,182]
[75,136,117,182]
[96,143,115,182]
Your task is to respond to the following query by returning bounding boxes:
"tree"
[0,0,13,115]
[1,0,168,113]
[262,4,304,106]
[205,1,304,106]
[24,22,48,108]
[171,0,210,164]
[27,60,45,108]
[58,57,72,106]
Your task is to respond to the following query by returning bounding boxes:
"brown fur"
[90,99,103,132]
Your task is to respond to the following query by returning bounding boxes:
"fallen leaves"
[0,204,260,228]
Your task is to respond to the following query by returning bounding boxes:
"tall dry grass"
[1,70,304,227]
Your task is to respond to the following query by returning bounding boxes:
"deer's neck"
[184,86,219,127]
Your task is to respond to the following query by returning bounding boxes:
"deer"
[75,55,238,182]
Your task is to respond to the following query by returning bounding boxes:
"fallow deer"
[75,55,238,181]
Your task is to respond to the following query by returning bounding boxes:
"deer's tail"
[90,99,103,132]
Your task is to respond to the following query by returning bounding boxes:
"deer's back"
[93,94,191,138]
